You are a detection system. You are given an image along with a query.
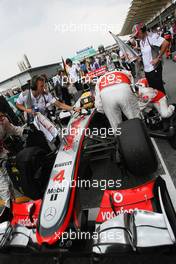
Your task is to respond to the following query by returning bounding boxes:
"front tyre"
[118,118,158,176]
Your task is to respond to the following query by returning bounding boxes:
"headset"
[141,25,147,33]
[65,58,72,65]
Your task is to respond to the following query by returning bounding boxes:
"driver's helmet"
[136,78,149,87]
[80,91,94,109]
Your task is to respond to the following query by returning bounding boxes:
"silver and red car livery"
[36,110,95,245]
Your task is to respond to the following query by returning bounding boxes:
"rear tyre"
[118,118,158,176]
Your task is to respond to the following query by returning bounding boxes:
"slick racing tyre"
[118,118,158,176]
[15,146,54,199]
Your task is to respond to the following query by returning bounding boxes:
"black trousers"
[114,61,121,69]
[145,63,166,94]
[61,87,71,105]
[74,81,83,91]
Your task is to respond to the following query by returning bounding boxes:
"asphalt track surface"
[154,57,176,188]
[1,58,176,264]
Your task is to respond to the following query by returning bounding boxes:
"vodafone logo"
[113,192,123,204]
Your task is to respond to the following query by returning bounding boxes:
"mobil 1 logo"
[47,187,65,201]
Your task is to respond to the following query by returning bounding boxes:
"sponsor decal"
[50,194,58,201]
[63,116,85,151]
[47,187,65,194]
[18,218,38,226]
[87,66,107,78]
[44,207,57,222]
[47,187,65,201]
[53,170,65,183]
[50,193,58,202]
[113,192,123,204]
[101,208,139,221]
[54,161,72,168]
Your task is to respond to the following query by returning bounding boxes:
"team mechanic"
[136,78,175,118]
[95,70,140,131]
[0,108,24,223]
[16,75,80,119]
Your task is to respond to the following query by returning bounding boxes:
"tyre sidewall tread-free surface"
[118,118,158,176]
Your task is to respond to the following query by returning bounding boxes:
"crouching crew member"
[136,78,175,118]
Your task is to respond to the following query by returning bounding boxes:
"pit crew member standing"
[111,50,121,69]
[132,23,169,94]
[65,59,83,91]
[0,109,24,222]
[95,70,140,131]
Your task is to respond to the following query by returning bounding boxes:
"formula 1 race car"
[0,89,176,263]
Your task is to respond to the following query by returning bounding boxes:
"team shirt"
[140,33,165,72]
[16,90,56,115]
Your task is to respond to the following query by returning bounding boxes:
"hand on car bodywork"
[73,106,81,112]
